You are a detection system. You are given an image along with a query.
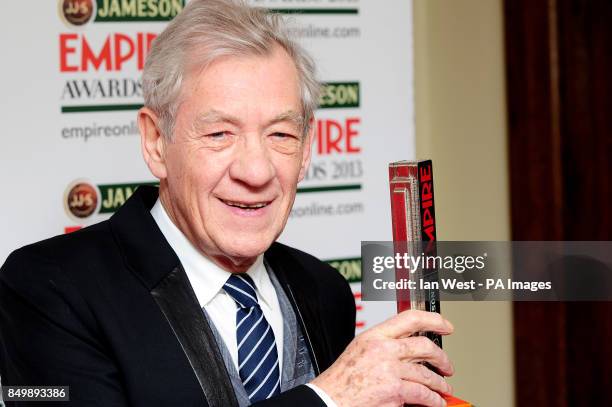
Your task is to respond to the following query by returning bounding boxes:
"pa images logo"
[64,180,100,220]
[59,0,96,27]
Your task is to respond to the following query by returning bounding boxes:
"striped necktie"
[223,273,281,402]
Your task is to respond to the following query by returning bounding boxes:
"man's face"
[157,46,312,271]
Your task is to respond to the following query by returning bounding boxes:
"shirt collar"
[150,199,273,308]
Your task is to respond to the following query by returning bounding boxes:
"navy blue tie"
[223,273,281,402]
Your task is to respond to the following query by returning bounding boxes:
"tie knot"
[224,273,259,308]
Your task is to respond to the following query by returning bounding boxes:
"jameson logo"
[319,82,360,109]
[64,181,158,219]
[65,181,99,219]
[327,257,362,283]
[96,0,184,21]
[60,0,96,26]
[98,182,158,213]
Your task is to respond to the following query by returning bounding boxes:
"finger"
[373,310,453,339]
[400,362,453,396]
[397,336,454,376]
[400,381,447,407]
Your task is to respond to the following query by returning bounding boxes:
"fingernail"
[445,320,454,331]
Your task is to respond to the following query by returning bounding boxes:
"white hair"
[142,0,321,139]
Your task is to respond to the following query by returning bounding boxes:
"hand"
[311,310,454,407]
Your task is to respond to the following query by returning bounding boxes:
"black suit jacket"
[0,186,356,406]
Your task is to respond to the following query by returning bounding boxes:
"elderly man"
[0,1,454,406]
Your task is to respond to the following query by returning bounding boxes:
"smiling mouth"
[220,199,271,210]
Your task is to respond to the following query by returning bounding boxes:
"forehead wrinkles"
[180,49,305,135]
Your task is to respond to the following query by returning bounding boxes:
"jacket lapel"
[109,186,237,407]
[151,264,238,407]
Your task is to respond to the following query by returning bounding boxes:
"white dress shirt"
[151,199,336,407]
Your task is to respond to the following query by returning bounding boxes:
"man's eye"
[271,132,293,140]
[207,131,228,139]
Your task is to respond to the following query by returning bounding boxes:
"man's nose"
[228,134,276,187]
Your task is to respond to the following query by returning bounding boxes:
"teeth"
[224,200,267,209]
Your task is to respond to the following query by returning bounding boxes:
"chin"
[221,236,273,261]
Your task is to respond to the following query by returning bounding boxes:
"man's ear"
[298,117,315,182]
[138,107,168,180]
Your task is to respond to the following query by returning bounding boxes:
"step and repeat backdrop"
[0,0,415,333]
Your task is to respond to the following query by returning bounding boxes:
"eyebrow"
[195,109,240,128]
[194,109,304,131]
[270,110,304,130]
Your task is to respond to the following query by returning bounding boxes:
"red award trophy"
[389,160,471,407]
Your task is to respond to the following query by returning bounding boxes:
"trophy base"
[444,395,472,406]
